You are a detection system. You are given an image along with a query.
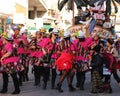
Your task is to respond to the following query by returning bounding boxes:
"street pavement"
[0,66,120,96]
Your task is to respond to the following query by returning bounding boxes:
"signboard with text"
[68,25,113,38]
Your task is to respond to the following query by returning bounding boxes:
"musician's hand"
[1,57,4,62]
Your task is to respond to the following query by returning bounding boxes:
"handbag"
[77,61,89,72]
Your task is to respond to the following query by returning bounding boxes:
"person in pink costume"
[41,28,60,89]
[50,29,61,89]
[0,34,20,94]
[75,30,89,90]
[19,29,29,82]
[56,31,76,92]
[12,27,27,86]
[29,31,43,86]
[0,37,3,72]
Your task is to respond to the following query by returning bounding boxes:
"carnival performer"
[29,31,43,86]
[49,29,60,89]
[56,31,76,92]
[21,29,30,82]
[75,30,89,90]
[19,28,29,82]
[40,29,58,89]
[12,26,26,86]
[0,35,3,70]
[0,33,20,94]
[103,38,120,93]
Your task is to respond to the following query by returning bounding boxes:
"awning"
[29,0,47,11]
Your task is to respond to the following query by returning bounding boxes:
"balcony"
[28,0,47,19]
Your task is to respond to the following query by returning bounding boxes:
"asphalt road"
[0,66,120,96]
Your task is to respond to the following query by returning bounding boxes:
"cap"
[64,30,70,38]
[52,28,59,35]
[20,28,27,35]
[13,26,20,31]
[78,30,85,38]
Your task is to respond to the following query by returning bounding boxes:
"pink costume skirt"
[30,51,43,58]
[18,47,25,54]
[2,56,19,65]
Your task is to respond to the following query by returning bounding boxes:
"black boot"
[19,78,23,86]
[76,82,80,88]
[25,67,29,81]
[11,90,20,95]
[56,84,63,92]
[34,79,39,86]
[80,85,84,90]
[80,81,84,90]
[51,84,55,89]
[104,83,112,93]
[43,82,47,89]
[26,74,29,81]
[108,85,112,93]
[0,89,7,93]
[69,85,76,92]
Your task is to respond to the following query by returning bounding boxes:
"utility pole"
[72,0,74,25]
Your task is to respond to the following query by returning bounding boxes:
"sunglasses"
[54,34,58,37]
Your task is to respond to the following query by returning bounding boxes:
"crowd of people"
[0,26,120,95]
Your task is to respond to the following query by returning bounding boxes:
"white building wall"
[0,0,15,15]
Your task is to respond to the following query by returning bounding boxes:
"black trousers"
[18,70,24,85]
[34,65,40,85]
[104,69,120,83]
[1,72,20,92]
[113,69,120,83]
[51,69,57,87]
[76,71,86,89]
[24,66,29,81]
[43,67,50,83]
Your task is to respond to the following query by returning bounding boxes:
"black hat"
[93,45,102,53]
